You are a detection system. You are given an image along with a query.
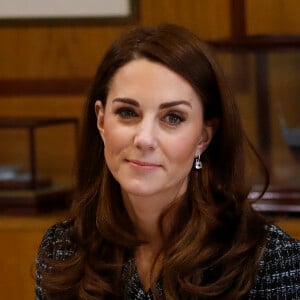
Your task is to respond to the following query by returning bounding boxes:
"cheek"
[164,134,198,163]
[103,132,122,174]
[103,126,132,160]
[104,132,123,153]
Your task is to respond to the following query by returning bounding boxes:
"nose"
[133,117,158,150]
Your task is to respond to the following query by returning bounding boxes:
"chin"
[124,188,157,197]
[121,183,160,198]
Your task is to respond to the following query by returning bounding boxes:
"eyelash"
[115,107,138,119]
[115,107,186,126]
[163,112,185,126]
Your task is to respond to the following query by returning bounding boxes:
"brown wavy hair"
[38,24,269,299]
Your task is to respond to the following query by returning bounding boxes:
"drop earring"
[194,155,202,170]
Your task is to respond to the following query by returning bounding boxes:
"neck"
[122,193,166,243]
[122,191,185,291]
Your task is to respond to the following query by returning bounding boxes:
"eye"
[115,107,138,119]
[163,112,185,126]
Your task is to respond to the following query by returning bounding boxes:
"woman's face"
[95,58,214,201]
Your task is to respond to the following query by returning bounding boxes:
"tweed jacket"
[36,223,300,299]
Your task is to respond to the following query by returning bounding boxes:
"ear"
[195,118,219,157]
[95,100,105,143]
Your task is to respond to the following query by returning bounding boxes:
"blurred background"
[0,0,299,299]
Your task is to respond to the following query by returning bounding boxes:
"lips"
[126,159,161,168]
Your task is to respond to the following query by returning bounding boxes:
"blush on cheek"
[170,141,196,161]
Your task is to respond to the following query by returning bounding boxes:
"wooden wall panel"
[140,0,231,39]
[276,217,300,240]
[0,213,66,300]
[0,0,231,80]
[246,0,300,35]
[0,26,130,79]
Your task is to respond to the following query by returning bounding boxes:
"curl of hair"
[38,24,268,299]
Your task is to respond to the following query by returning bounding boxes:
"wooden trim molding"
[251,189,300,215]
[209,35,300,51]
[0,78,92,96]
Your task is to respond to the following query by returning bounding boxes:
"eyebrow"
[159,100,192,109]
[112,98,139,106]
[112,98,192,109]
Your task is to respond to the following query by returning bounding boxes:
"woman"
[36,24,300,299]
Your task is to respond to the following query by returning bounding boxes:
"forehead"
[107,58,203,109]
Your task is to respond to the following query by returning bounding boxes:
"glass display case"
[0,117,79,213]
[209,36,300,213]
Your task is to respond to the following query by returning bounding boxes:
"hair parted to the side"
[38,24,269,299]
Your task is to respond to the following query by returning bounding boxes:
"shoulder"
[35,220,78,299]
[249,224,300,299]
[263,224,300,267]
[37,219,77,262]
